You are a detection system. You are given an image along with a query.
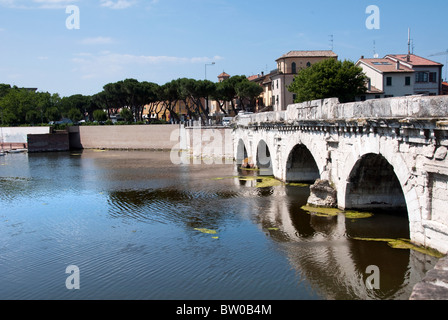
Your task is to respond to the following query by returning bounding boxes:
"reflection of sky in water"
[0,151,438,300]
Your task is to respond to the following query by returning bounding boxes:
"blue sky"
[0,0,447,97]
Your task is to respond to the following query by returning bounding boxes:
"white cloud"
[71,51,223,79]
[79,37,116,45]
[0,0,78,9]
[100,0,136,9]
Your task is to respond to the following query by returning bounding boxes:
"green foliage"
[67,108,83,123]
[93,109,108,122]
[235,78,263,110]
[25,110,41,125]
[46,107,61,122]
[288,59,367,103]
[120,108,134,122]
[0,74,262,126]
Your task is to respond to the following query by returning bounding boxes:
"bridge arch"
[344,153,407,212]
[235,138,250,166]
[256,139,272,169]
[282,136,327,183]
[340,146,422,236]
[285,143,320,182]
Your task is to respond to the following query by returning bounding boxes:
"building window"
[306,62,311,68]
[429,72,437,83]
[292,62,297,74]
[375,95,381,99]
[386,77,392,86]
[384,94,394,98]
[405,76,411,86]
[416,72,429,83]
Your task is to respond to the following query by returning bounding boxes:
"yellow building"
[249,50,338,112]
[271,50,338,111]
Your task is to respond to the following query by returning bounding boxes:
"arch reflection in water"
[254,184,438,300]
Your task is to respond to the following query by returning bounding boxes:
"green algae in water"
[351,237,445,258]
[211,176,258,181]
[301,206,374,219]
[344,210,374,219]
[194,228,218,235]
[213,175,284,188]
[301,205,341,217]
[256,177,283,188]
[287,182,310,187]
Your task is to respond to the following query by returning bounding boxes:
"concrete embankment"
[68,125,234,158]
[68,125,181,151]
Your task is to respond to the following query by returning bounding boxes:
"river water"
[0,150,438,300]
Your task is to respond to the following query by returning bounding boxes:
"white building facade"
[356,54,444,101]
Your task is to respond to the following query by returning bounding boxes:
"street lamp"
[204,62,215,125]
[205,62,215,80]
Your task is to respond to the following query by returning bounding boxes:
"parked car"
[222,117,234,126]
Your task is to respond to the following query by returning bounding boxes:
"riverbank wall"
[28,131,69,153]
[68,125,180,150]
[1,127,51,142]
[68,125,234,159]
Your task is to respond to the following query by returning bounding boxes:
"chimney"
[361,55,364,59]
[396,61,400,70]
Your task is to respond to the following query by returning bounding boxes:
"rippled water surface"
[0,151,438,300]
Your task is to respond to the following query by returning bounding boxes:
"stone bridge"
[233,96,448,255]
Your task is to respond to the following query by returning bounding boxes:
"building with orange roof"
[356,56,415,100]
[356,54,444,100]
[272,50,338,111]
[217,71,230,82]
[385,54,443,96]
[442,82,448,95]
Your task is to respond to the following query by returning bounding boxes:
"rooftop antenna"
[373,40,379,58]
[406,28,411,62]
[408,28,411,54]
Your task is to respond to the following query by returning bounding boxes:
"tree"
[120,108,134,122]
[0,84,11,98]
[235,79,263,112]
[26,110,40,125]
[213,75,247,115]
[0,88,35,125]
[179,79,216,124]
[93,109,108,122]
[288,59,367,103]
[46,107,61,122]
[159,80,181,122]
[68,108,83,123]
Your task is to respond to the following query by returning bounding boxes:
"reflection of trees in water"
[253,185,436,300]
[107,188,239,230]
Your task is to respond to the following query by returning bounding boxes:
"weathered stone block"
[435,146,448,160]
[410,281,448,300]
[307,179,337,208]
